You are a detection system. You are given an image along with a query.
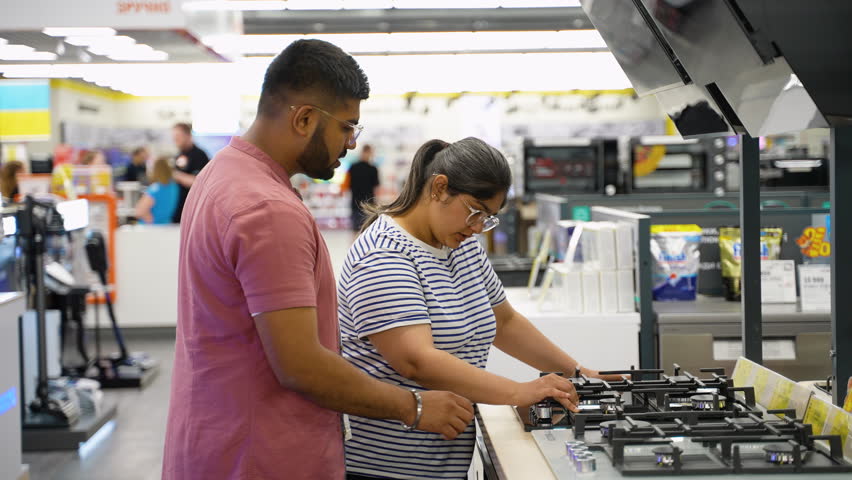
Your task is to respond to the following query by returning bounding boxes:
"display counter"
[486,287,640,382]
[474,404,554,480]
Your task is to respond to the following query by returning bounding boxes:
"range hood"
[579,0,852,138]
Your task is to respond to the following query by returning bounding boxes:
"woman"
[134,156,179,224]
[339,138,621,480]
[0,160,24,202]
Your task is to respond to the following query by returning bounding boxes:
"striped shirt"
[339,214,506,479]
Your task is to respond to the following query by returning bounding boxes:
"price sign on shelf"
[796,226,831,258]
[799,264,831,312]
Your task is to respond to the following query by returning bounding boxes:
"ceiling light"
[0,45,35,54]
[182,1,288,11]
[0,51,58,61]
[43,27,116,37]
[182,0,578,10]
[107,50,169,61]
[209,31,606,55]
[67,35,136,47]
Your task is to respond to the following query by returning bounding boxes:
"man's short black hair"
[258,39,370,116]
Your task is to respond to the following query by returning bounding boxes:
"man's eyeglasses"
[460,197,500,232]
[289,105,364,147]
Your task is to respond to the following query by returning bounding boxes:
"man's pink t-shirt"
[162,137,344,480]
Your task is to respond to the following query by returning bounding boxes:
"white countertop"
[477,404,556,480]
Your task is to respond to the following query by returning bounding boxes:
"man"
[123,146,149,184]
[162,39,474,480]
[347,144,380,231]
[170,122,210,223]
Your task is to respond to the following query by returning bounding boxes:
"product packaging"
[650,224,702,301]
[719,226,784,301]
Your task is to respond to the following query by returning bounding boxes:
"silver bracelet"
[401,390,423,431]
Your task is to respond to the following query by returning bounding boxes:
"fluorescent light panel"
[0,51,630,96]
[205,31,606,55]
[182,0,578,11]
[43,27,116,37]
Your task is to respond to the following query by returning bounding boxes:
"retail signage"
[571,205,591,221]
[797,225,831,258]
[798,264,831,312]
[760,260,796,304]
[4,0,186,30]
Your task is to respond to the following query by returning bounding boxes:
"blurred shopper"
[123,146,150,184]
[340,138,620,480]
[346,144,380,231]
[134,156,178,224]
[170,122,210,223]
[162,39,474,480]
[0,160,24,201]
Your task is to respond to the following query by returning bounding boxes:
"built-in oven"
[522,138,604,197]
[627,136,727,194]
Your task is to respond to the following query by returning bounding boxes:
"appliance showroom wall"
[238,90,668,197]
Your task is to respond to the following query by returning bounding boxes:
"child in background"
[134,156,179,224]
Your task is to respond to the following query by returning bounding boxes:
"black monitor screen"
[524,145,599,194]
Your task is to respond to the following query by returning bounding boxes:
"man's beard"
[296,124,346,180]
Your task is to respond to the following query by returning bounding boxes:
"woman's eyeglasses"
[460,197,500,232]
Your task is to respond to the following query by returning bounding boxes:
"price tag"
[805,398,830,434]
[799,264,831,312]
[828,411,849,442]
[754,369,770,398]
[769,381,794,412]
[761,260,797,304]
[733,359,754,388]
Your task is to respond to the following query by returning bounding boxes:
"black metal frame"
[830,126,852,406]
[739,134,763,363]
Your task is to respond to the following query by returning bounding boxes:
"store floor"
[23,334,176,480]
[22,230,356,480]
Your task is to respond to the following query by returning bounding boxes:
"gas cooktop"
[523,365,852,477]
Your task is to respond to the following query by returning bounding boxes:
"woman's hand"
[579,367,630,383]
[512,373,579,412]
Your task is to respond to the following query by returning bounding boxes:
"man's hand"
[413,391,475,440]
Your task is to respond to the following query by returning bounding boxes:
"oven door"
[523,140,602,196]
[630,139,707,193]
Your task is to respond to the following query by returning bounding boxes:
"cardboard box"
[600,270,619,313]
[582,270,601,314]
[615,223,634,270]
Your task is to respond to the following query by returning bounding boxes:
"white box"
[581,270,601,314]
[582,223,617,271]
[559,268,584,314]
[615,223,634,270]
[761,260,797,304]
[617,269,636,313]
[600,270,619,313]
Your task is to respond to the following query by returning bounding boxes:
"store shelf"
[655,295,831,324]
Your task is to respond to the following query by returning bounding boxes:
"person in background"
[170,122,210,223]
[162,39,473,480]
[78,150,97,166]
[134,156,179,224]
[124,146,150,184]
[346,144,380,231]
[340,137,621,480]
[0,160,24,202]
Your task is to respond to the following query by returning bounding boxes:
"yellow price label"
[805,399,830,433]
[733,360,753,388]
[828,412,849,441]
[754,369,769,397]
[769,381,794,412]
